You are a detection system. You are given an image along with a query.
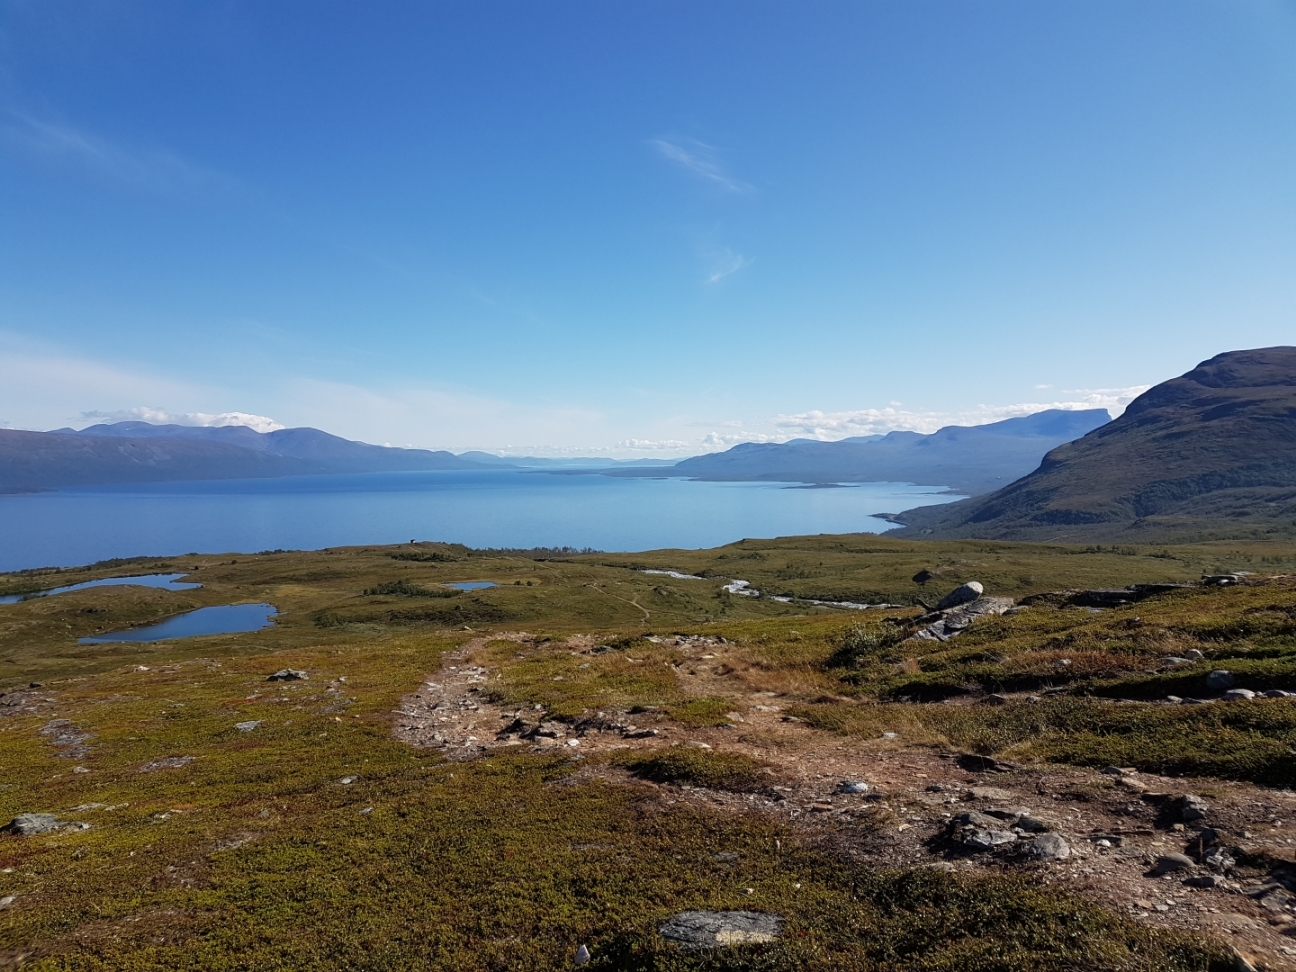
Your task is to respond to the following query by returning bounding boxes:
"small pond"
[0,573,201,605]
[79,603,277,644]
[444,582,497,591]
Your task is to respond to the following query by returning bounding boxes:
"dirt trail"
[395,632,1296,970]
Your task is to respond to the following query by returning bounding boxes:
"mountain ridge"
[890,347,1296,541]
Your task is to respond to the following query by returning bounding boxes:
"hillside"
[892,347,1296,541]
[651,409,1110,494]
[1,424,481,491]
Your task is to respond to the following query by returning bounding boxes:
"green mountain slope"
[892,346,1296,542]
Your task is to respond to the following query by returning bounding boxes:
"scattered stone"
[340,776,356,785]
[0,895,14,910]
[881,731,898,740]
[1100,766,1132,776]
[1177,794,1208,822]
[1165,695,1183,704]
[936,582,984,610]
[1222,688,1255,701]
[1162,657,1192,667]
[235,721,261,732]
[835,781,870,795]
[967,786,1014,802]
[267,669,308,682]
[574,944,590,966]
[1256,887,1295,912]
[1150,853,1195,875]
[622,728,658,739]
[1185,649,1205,661]
[1184,874,1226,889]
[1206,670,1235,691]
[1025,834,1071,861]
[961,828,1017,851]
[139,756,194,773]
[658,911,783,948]
[1263,689,1295,698]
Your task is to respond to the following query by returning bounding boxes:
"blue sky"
[2,1,1294,455]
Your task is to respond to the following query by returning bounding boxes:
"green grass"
[3,537,1289,967]
[614,746,773,793]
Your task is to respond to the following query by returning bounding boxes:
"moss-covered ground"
[5,535,1294,969]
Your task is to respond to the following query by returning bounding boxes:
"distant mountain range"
[891,347,1296,542]
[626,409,1112,496]
[0,422,675,492]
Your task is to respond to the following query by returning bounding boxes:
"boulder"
[961,828,1017,851]
[951,810,1005,829]
[267,669,308,682]
[1263,689,1294,698]
[835,781,870,795]
[1206,670,1235,691]
[658,911,783,948]
[1025,834,1071,861]
[1151,853,1195,875]
[1178,794,1208,822]
[1222,688,1255,701]
[1185,649,1205,661]
[3,813,61,835]
[936,582,984,611]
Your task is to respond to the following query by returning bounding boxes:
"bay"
[0,469,959,572]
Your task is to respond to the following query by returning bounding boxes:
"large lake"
[0,470,960,572]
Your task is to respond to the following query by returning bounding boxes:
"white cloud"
[652,137,753,193]
[1,110,234,197]
[706,248,751,284]
[79,408,284,433]
[769,386,1150,440]
[617,438,688,451]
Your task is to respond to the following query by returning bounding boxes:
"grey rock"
[1184,874,1226,889]
[1178,794,1208,822]
[1206,670,1235,691]
[1262,689,1295,698]
[1165,695,1183,704]
[0,895,14,910]
[267,669,308,682]
[3,812,61,835]
[574,944,591,966]
[835,780,870,795]
[1202,846,1235,871]
[937,582,984,610]
[1257,888,1295,912]
[1162,657,1192,667]
[1151,853,1195,875]
[658,910,783,948]
[951,810,1005,829]
[234,720,261,732]
[1014,814,1051,833]
[961,828,1017,851]
[1025,833,1071,861]
[1222,688,1255,701]
[1185,649,1205,661]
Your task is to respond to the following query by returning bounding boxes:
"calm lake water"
[0,469,959,572]
[79,603,278,644]
[0,572,201,603]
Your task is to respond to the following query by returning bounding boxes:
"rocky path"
[395,632,1296,970]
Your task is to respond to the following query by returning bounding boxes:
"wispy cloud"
[617,438,688,451]
[79,408,284,433]
[769,386,1151,440]
[706,248,751,284]
[652,137,753,193]
[694,387,1152,451]
[1,110,235,197]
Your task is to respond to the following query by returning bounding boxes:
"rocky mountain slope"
[892,347,1296,541]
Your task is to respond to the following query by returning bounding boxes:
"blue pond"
[0,573,201,605]
[445,582,497,591]
[78,603,277,644]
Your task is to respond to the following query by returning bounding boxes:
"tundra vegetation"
[3,535,1296,969]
